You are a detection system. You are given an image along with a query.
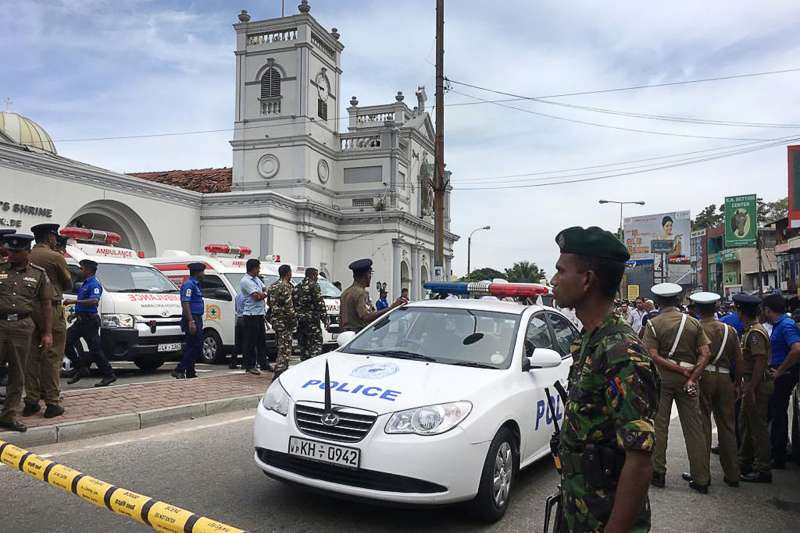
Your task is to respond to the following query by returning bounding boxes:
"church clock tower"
[231,2,343,191]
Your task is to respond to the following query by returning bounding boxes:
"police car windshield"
[346,307,520,369]
[96,264,179,293]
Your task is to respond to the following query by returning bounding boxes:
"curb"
[0,394,261,448]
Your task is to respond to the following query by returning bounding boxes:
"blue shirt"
[181,277,204,315]
[721,313,744,338]
[235,293,245,318]
[376,297,389,311]
[75,276,103,314]
[770,315,800,367]
[239,274,266,316]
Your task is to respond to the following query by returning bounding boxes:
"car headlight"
[261,379,290,416]
[101,314,135,328]
[385,401,472,436]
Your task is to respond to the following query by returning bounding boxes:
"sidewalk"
[0,372,272,447]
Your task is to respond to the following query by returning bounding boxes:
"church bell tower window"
[260,67,282,115]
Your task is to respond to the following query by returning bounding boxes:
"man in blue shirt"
[720,309,744,338]
[230,292,245,369]
[174,262,205,379]
[65,260,116,387]
[763,294,800,468]
[375,289,388,311]
[239,258,269,375]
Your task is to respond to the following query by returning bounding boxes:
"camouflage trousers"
[272,328,294,377]
[297,320,323,361]
[561,456,651,532]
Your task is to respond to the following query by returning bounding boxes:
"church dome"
[0,112,57,154]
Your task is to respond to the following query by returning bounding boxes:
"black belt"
[0,312,31,321]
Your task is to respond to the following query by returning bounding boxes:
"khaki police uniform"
[26,242,72,407]
[0,261,53,423]
[698,317,741,483]
[643,307,712,485]
[339,284,374,333]
[738,321,773,474]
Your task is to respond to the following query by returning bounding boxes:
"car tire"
[472,426,518,523]
[133,357,164,372]
[200,329,225,364]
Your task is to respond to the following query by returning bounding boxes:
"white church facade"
[0,3,457,299]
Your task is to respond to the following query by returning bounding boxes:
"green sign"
[724,194,757,248]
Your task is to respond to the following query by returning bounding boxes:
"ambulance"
[147,245,342,364]
[60,227,184,371]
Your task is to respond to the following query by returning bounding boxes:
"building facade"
[0,4,457,300]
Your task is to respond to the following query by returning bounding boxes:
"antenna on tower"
[3,97,11,112]
[281,0,285,17]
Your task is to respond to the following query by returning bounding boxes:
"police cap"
[30,223,60,237]
[733,292,761,306]
[348,258,373,273]
[79,259,98,270]
[689,291,721,305]
[651,282,683,298]
[555,226,630,263]
[188,262,206,273]
[3,233,34,251]
[0,229,16,238]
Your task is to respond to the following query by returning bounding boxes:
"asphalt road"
[2,412,798,533]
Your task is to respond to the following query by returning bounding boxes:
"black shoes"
[171,370,187,379]
[0,419,27,432]
[43,404,65,419]
[651,471,666,488]
[740,471,772,483]
[711,446,720,455]
[22,402,40,417]
[681,472,692,482]
[94,375,117,387]
[247,368,261,375]
[724,479,740,488]
[689,481,709,494]
[67,368,88,385]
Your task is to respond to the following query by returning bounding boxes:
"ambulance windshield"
[96,264,179,293]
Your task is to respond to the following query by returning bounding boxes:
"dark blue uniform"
[176,276,204,377]
[67,275,114,378]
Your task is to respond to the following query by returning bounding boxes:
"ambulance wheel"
[473,427,517,523]
[134,357,164,372]
[200,329,224,364]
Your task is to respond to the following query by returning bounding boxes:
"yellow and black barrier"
[1,439,248,533]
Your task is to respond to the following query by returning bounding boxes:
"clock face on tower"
[315,72,329,102]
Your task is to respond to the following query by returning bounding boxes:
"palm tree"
[504,261,546,283]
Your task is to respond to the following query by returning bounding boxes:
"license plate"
[157,343,181,352]
[288,436,360,469]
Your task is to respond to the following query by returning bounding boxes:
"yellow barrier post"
[0,439,248,533]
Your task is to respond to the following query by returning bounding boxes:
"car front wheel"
[200,329,224,364]
[473,426,518,523]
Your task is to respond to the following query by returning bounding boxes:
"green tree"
[758,196,787,223]
[460,267,506,282]
[504,261,546,283]
[692,204,724,230]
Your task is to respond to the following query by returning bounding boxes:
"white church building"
[0,2,457,299]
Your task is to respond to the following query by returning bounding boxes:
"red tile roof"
[128,167,232,193]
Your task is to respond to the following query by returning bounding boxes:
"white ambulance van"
[147,246,341,364]
[60,227,184,371]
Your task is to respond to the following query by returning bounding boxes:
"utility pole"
[433,0,447,280]
[756,227,764,294]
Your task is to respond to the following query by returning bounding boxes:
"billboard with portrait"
[624,211,691,284]
[724,194,757,248]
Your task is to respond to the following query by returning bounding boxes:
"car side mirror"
[527,348,562,370]
[337,331,356,348]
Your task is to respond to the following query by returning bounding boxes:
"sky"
[3,0,799,278]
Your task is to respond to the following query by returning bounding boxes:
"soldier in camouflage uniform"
[267,264,296,380]
[293,267,329,361]
[551,226,660,533]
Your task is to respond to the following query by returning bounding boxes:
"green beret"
[555,226,630,263]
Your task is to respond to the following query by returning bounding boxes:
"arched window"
[261,67,281,98]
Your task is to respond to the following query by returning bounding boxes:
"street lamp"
[599,200,646,240]
[467,225,491,276]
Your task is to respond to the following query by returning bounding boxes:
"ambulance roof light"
[204,244,252,257]
[423,281,550,298]
[60,226,122,245]
[263,254,281,263]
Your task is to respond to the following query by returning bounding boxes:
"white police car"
[253,282,577,522]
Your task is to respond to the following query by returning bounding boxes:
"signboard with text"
[789,146,800,229]
[724,194,757,248]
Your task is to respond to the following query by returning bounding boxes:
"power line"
[453,135,800,191]
[450,66,800,100]
[448,88,770,142]
[448,78,800,129]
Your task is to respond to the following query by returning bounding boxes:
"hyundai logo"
[320,412,340,426]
